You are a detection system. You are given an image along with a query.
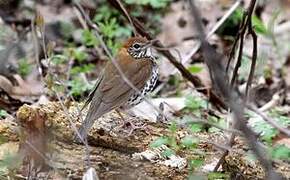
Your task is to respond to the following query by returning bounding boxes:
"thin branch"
[245,2,258,99]
[230,13,247,86]
[115,0,138,36]
[213,134,236,171]
[226,0,258,101]
[182,0,242,64]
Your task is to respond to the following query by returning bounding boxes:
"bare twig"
[189,0,281,179]
[213,134,235,171]
[226,0,258,100]
[115,0,137,36]
[182,0,242,64]
[245,2,258,99]
[230,13,247,86]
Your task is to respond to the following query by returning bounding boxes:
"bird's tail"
[76,97,103,142]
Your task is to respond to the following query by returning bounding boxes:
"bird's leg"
[115,109,147,136]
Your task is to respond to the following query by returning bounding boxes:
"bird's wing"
[80,74,103,111]
[101,58,153,106]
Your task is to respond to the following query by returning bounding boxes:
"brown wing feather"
[101,58,152,104]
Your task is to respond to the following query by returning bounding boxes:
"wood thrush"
[77,37,158,141]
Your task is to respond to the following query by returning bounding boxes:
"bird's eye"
[133,43,141,49]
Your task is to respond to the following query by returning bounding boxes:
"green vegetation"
[18,58,32,77]
[0,109,7,119]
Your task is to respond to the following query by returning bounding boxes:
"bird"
[77,36,158,142]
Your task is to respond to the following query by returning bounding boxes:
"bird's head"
[122,37,153,59]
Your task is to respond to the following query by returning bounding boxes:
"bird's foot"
[117,120,148,137]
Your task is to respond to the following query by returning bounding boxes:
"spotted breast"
[123,60,158,108]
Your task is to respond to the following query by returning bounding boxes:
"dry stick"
[115,0,137,36]
[225,13,246,73]
[213,134,235,171]
[230,13,247,86]
[189,0,281,179]
[182,0,242,64]
[245,0,258,99]
[228,0,258,100]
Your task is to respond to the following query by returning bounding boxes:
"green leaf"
[208,116,226,133]
[188,65,203,74]
[190,123,203,133]
[168,122,177,133]
[208,172,230,180]
[252,16,268,35]
[248,111,290,143]
[70,64,95,75]
[0,109,7,119]
[150,137,168,148]
[189,158,204,169]
[93,5,115,22]
[18,58,32,77]
[72,49,88,62]
[114,26,132,38]
[81,29,99,47]
[161,148,175,157]
[99,18,119,39]
[181,136,199,148]
[50,54,68,65]
[271,145,290,160]
[185,95,207,111]
[124,0,171,8]
[0,152,22,170]
[68,77,93,97]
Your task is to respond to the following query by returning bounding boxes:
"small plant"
[248,109,290,144]
[81,29,99,47]
[68,77,93,97]
[0,109,7,119]
[18,58,32,77]
[271,144,290,160]
[0,152,22,178]
[124,0,172,9]
[218,7,268,36]
[188,65,203,74]
[185,95,207,111]
[150,120,205,171]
